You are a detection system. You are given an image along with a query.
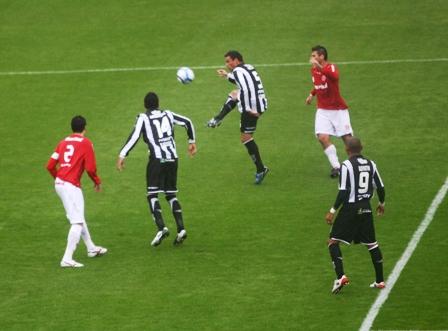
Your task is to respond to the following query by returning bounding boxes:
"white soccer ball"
[177,67,195,84]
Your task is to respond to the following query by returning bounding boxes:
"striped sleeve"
[339,163,349,190]
[332,163,350,209]
[371,161,386,203]
[119,115,144,158]
[227,72,236,84]
[170,112,196,143]
[371,161,385,188]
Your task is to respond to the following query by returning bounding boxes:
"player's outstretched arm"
[217,69,228,77]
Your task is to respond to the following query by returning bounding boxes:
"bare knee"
[229,90,239,100]
[317,134,332,149]
[241,133,253,144]
[328,239,339,246]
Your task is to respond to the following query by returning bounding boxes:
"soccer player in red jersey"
[46,116,107,268]
[305,45,353,178]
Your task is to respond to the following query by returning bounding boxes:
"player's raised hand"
[325,212,335,225]
[116,157,125,171]
[188,143,197,157]
[217,69,228,77]
[309,57,321,69]
[376,203,385,216]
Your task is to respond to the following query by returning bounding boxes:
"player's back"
[54,134,91,186]
[341,155,377,204]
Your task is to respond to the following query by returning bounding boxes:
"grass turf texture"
[1,0,447,330]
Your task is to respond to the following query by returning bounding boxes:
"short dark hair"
[144,92,159,110]
[224,50,244,62]
[71,115,86,133]
[347,137,363,154]
[311,45,328,60]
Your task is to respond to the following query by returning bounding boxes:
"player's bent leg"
[241,133,269,184]
[366,242,385,288]
[147,193,166,231]
[165,194,184,232]
[61,223,84,268]
[328,239,349,293]
[83,222,108,258]
[318,134,340,178]
[207,90,239,128]
[147,193,169,246]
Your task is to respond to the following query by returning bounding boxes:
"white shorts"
[315,109,353,137]
[55,178,85,224]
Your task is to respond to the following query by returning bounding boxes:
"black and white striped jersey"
[338,155,385,204]
[227,64,268,114]
[119,110,195,161]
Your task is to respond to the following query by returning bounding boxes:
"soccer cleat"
[60,260,84,268]
[255,167,269,184]
[87,246,108,258]
[173,229,187,245]
[332,275,349,294]
[330,167,340,178]
[151,227,170,247]
[370,281,386,289]
[206,117,222,128]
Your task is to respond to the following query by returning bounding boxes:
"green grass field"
[1,0,447,330]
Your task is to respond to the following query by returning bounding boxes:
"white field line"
[360,177,448,331]
[0,58,447,76]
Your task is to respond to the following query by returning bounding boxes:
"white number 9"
[358,172,369,194]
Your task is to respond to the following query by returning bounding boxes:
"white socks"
[62,224,83,262]
[324,144,340,169]
[81,223,96,251]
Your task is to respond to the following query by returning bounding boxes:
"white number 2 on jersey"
[153,116,172,138]
[64,144,75,163]
[358,172,369,194]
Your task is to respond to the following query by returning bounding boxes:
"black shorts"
[146,158,178,195]
[240,112,260,134]
[329,202,377,245]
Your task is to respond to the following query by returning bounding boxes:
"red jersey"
[46,133,101,187]
[310,63,348,110]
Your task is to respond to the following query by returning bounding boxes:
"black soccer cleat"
[255,166,269,184]
[330,167,340,178]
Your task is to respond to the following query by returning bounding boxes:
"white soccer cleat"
[88,246,108,257]
[151,227,169,247]
[60,260,84,268]
[332,275,349,294]
[206,117,222,128]
[370,281,386,289]
[173,229,187,245]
